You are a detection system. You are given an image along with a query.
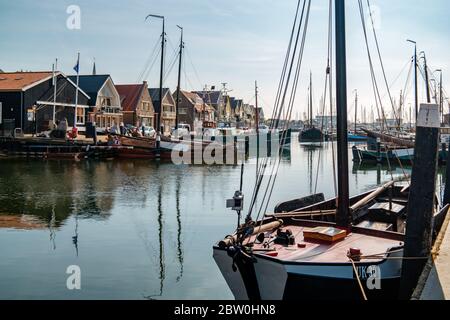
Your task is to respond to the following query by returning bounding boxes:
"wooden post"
[400,103,440,299]
[443,142,450,205]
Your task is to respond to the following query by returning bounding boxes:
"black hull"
[213,246,403,301]
[299,127,324,143]
[282,272,400,300]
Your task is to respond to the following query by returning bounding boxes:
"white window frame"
[76,108,85,125]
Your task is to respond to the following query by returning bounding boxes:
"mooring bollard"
[400,103,440,299]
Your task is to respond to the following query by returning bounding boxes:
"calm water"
[0,135,444,299]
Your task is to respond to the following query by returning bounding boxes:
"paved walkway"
[419,210,450,300]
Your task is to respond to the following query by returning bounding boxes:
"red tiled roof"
[115,84,145,112]
[0,71,53,91]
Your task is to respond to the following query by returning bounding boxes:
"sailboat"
[299,72,323,143]
[213,0,445,301]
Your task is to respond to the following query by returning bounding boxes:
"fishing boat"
[213,183,446,300]
[348,132,367,142]
[213,0,447,301]
[299,72,323,143]
[352,138,448,164]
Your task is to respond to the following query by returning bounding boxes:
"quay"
[414,207,450,300]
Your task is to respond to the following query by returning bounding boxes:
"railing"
[100,106,121,114]
[162,111,176,119]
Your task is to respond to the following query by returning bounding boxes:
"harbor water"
[0,135,444,299]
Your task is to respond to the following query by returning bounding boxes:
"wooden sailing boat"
[299,72,324,143]
[213,0,445,301]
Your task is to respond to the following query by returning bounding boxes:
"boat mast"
[407,40,418,124]
[175,25,183,130]
[354,89,358,133]
[146,14,165,140]
[52,58,58,124]
[335,0,350,228]
[422,51,431,103]
[309,71,313,127]
[398,90,403,128]
[255,80,260,181]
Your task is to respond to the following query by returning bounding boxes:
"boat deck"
[252,225,403,264]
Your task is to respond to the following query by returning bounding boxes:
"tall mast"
[422,52,431,103]
[255,81,259,132]
[435,69,443,125]
[145,14,165,142]
[399,90,403,128]
[335,0,350,228]
[309,71,313,127]
[440,71,444,125]
[74,52,80,129]
[159,19,165,135]
[354,89,358,133]
[408,40,418,124]
[255,81,260,181]
[175,25,183,130]
[52,58,58,124]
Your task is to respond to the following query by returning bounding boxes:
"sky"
[1,0,449,121]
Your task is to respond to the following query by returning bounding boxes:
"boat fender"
[274,229,295,246]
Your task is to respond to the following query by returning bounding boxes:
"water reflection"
[175,176,184,282]
[0,139,447,299]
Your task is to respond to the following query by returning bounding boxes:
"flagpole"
[52,58,58,124]
[74,52,80,129]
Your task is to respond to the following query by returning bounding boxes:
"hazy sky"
[1,0,449,120]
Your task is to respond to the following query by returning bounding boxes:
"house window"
[142,102,150,111]
[101,97,112,107]
[179,108,187,115]
[76,108,85,125]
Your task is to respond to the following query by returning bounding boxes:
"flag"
[73,59,79,73]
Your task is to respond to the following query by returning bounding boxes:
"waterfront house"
[116,81,154,128]
[149,88,176,134]
[0,71,89,134]
[243,104,256,127]
[173,90,215,133]
[193,90,225,123]
[230,98,244,127]
[256,107,265,123]
[68,74,122,130]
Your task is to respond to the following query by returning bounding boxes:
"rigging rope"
[366,0,399,124]
[246,0,305,218]
[253,0,312,225]
[357,0,388,132]
[137,35,162,83]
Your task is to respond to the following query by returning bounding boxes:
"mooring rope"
[349,258,368,300]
